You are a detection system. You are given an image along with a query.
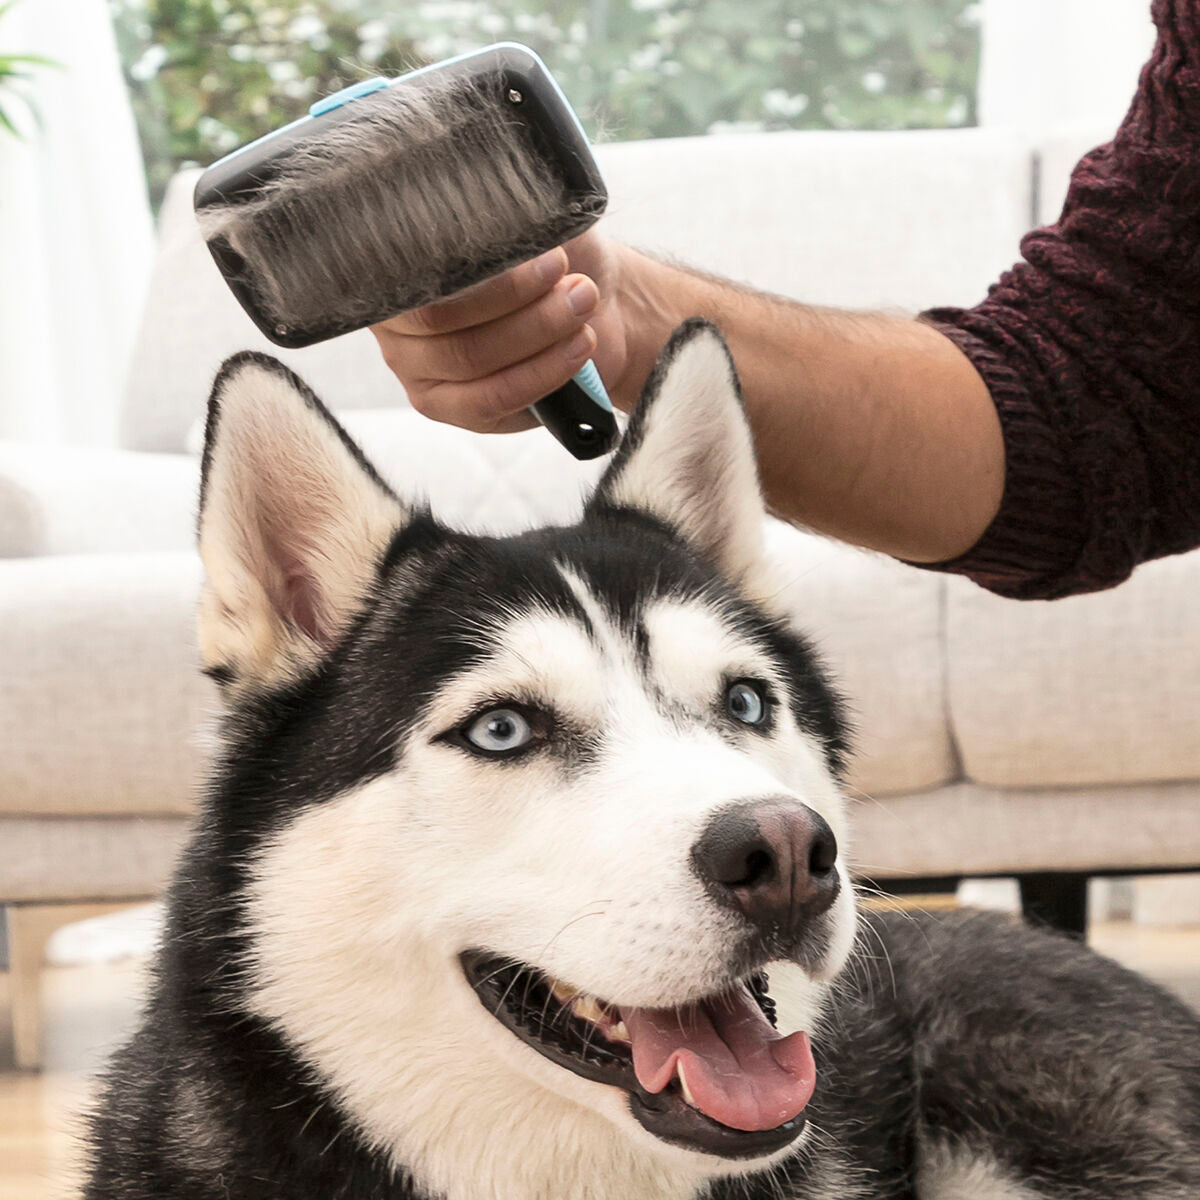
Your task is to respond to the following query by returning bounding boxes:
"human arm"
[372,235,1005,566]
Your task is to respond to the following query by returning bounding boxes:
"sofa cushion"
[947,553,1200,788]
[854,777,1200,883]
[853,779,1200,879]
[761,523,953,799]
[0,553,212,817]
[0,816,189,902]
[0,443,196,557]
[1034,122,1119,226]
[598,127,1034,313]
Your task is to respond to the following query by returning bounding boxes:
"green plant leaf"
[0,52,60,68]
[0,0,59,140]
[0,100,22,138]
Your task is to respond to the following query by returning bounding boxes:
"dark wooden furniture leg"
[1018,872,1089,937]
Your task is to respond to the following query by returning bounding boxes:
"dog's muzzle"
[460,798,840,1161]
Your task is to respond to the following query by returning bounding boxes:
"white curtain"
[0,0,153,445]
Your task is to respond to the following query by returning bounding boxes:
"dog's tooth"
[676,1061,697,1108]
[607,1019,630,1043]
[551,980,577,1005]
[570,995,608,1026]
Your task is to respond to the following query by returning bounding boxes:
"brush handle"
[531,360,618,460]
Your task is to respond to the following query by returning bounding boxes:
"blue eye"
[463,708,534,756]
[726,681,768,726]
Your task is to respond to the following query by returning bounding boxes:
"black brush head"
[194,44,607,349]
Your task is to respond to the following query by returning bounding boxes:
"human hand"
[371,228,635,433]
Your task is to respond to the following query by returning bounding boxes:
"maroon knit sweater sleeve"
[920,0,1200,600]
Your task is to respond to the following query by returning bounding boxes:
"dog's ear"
[197,353,406,693]
[591,319,767,589]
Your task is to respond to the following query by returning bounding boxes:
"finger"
[473,411,540,435]
[374,247,568,336]
[397,274,599,384]
[411,325,598,433]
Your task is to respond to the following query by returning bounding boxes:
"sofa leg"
[5,901,138,1071]
[1018,873,1089,938]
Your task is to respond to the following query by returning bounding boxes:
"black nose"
[691,800,840,937]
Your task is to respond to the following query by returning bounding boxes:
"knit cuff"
[911,311,1092,600]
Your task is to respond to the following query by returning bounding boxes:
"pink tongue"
[619,989,815,1133]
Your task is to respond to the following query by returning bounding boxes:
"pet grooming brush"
[194,42,616,460]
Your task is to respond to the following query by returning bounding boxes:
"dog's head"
[197,320,855,1185]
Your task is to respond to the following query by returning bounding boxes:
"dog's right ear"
[197,353,406,695]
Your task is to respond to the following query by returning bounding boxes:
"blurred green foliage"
[110,0,979,209]
[0,0,60,138]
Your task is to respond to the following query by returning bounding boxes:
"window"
[110,0,980,207]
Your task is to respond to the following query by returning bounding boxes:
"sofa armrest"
[0,443,198,557]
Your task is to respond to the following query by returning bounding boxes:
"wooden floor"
[1,924,1197,1200]
[0,958,148,1200]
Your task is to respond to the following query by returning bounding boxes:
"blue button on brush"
[308,76,390,118]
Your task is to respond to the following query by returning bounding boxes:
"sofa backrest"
[120,127,1037,453]
[598,127,1034,310]
[1034,121,1114,226]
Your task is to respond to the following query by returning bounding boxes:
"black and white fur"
[86,321,1200,1200]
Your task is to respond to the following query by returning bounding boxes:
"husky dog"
[87,321,1200,1200]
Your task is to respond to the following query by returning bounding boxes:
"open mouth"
[460,951,814,1159]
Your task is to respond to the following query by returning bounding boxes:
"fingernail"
[564,328,594,361]
[535,249,566,285]
[566,277,598,317]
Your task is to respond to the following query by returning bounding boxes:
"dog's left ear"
[591,319,767,590]
[197,353,407,694]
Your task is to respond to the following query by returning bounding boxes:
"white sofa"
[3,125,1199,1068]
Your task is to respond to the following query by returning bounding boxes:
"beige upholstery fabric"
[761,524,954,799]
[853,780,1200,880]
[947,555,1200,788]
[0,442,196,557]
[1035,122,1117,226]
[0,815,189,902]
[0,552,213,816]
[296,408,606,534]
[598,127,1034,312]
